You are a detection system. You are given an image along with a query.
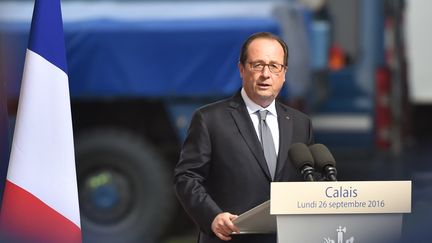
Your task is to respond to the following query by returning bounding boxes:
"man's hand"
[211,212,240,241]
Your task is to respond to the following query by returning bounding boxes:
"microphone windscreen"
[309,144,336,171]
[288,143,314,169]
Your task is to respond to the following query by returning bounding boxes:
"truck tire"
[75,129,173,243]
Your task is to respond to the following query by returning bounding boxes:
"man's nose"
[261,65,271,77]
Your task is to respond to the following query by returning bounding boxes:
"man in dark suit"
[173,32,313,243]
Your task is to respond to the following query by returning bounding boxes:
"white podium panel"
[277,214,402,243]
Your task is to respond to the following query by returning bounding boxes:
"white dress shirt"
[241,88,279,155]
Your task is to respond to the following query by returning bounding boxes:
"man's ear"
[238,62,244,78]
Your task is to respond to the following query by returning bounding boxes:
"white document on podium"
[232,200,276,234]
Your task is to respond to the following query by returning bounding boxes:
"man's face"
[238,38,286,108]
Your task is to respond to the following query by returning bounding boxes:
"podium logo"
[323,226,354,243]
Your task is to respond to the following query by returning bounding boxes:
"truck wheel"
[75,129,173,243]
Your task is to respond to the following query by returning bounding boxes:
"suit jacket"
[173,92,313,243]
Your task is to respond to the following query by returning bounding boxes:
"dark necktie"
[257,110,277,180]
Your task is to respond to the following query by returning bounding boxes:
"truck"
[0,0,402,242]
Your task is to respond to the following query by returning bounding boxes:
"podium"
[233,181,411,243]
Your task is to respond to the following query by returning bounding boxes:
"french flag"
[0,0,82,242]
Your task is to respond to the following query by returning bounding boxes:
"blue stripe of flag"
[28,0,68,74]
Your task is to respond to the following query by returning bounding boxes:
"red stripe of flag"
[0,181,81,243]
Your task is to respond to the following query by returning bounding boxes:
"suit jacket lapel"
[228,93,272,181]
[275,102,293,181]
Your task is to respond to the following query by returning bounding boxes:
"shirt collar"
[241,88,277,117]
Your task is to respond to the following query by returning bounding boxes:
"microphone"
[309,144,337,181]
[288,143,316,181]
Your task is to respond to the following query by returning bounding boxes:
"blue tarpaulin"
[2,18,279,99]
